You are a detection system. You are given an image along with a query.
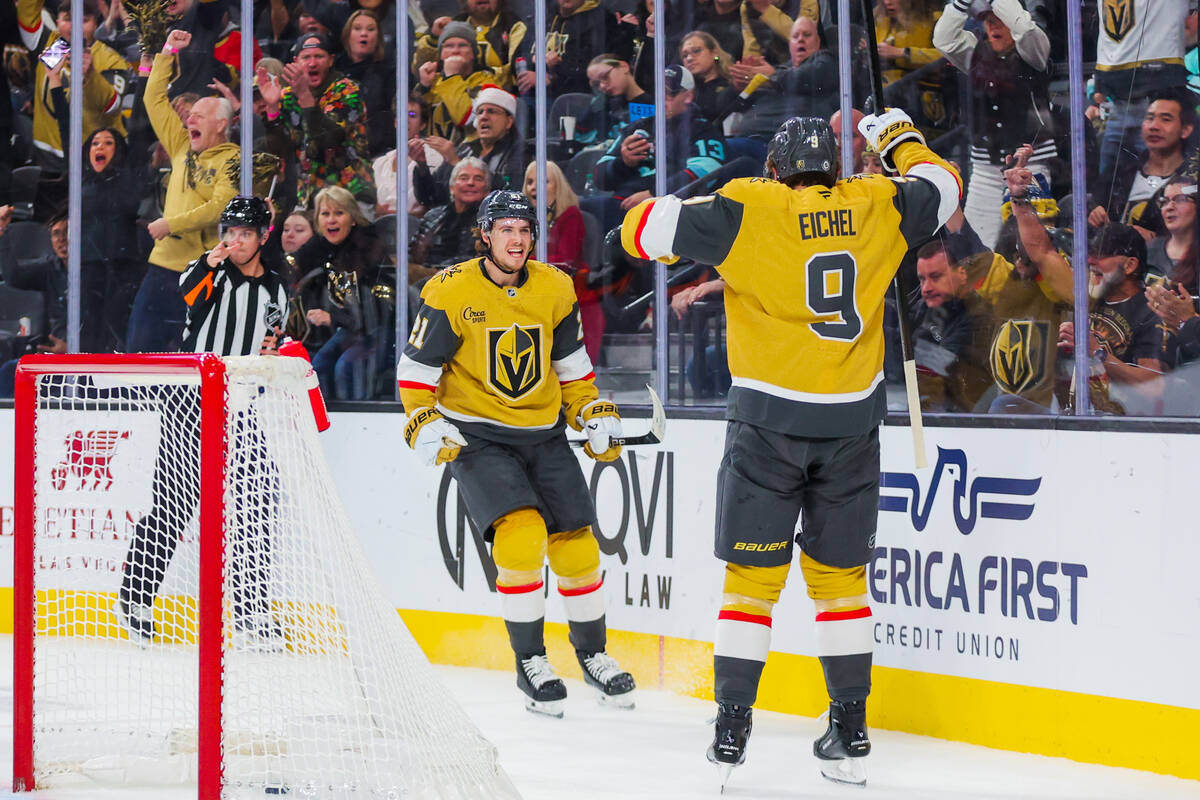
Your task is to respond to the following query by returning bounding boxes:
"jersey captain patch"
[489,323,544,399]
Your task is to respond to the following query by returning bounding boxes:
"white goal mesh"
[16,355,519,799]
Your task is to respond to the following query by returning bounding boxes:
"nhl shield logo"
[488,323,543,399]
[990,320,1049,395]
[1103,0,1135,43]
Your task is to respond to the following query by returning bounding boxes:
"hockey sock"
[714,561,790,707]
[800,552,873,702]
[493,508,550,655]
[548,526,606,653]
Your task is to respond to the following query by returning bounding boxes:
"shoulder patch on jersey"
[437,264,464,282]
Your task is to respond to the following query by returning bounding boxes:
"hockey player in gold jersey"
[622,111,961,787]
[397,190,636,717]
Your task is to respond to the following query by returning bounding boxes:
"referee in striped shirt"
[181,196,288,355]
[119,196,290,647]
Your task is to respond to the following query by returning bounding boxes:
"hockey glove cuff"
[579,401,623,462]
[404,407,467,467]
[858,108,925,174]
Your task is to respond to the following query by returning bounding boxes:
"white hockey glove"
[857,107,926,173]
[404,408,467,467]
[579,401,622,462]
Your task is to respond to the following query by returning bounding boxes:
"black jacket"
[735,50,841,138]
[547,0,635,97]
[597,106,726,197]
[51,88,142,265]
[334,54,398,158]
[290,226,394,337]
[414,130,527,208]
[409,202,480,273]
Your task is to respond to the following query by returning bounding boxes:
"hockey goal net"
[13,354,519,799]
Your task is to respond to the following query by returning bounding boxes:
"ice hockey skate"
[516,653,567,717]
[115,599,154,645]
[706,703,752,792]
[814,699,870,786]
[576,649,636,708]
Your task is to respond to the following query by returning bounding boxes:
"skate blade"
[524,698,565,718]
[820,756,867,786]
[715,763,734,793]
[596,690,635,709]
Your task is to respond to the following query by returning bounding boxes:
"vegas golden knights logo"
[488,324,543,399]
[1103,0,1135,43]
[990,320,1049,395]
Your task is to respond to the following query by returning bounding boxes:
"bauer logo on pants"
[487,323,543,399]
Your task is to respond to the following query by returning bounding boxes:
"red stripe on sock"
[496,581,544,595]
[558,580,602,597]
[632,201,654,259]
[718,610,772,627]
[814,607,872,622]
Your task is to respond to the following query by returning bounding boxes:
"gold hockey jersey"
[623,139,961,436]
[396,258,598,443]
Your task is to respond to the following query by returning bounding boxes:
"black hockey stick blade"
[572,385,666,448]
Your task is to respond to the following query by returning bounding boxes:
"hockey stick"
[572,385,666,448]
[860,0,927,469]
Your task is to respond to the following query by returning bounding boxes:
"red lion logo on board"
[50,431,131,491]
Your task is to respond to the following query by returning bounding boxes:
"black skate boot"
[116,599,154,644]
[515,652,567,718]
[706,703,752,792]
[575,649,636,708]
[813,699,870,785]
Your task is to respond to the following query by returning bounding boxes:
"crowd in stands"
[0,0,1195,415]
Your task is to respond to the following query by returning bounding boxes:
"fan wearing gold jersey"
[622,110,961,787]
[396,190,636,717]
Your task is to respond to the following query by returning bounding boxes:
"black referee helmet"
[477,190,538,243]
[765,116,840,188]
[220,196,272,233]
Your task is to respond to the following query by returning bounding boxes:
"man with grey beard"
[1012,169,1171,412]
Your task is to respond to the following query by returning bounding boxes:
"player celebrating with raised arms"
[621,111,961,787]
[396,190,636,717]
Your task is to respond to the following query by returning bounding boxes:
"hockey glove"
[858,108,925,174]
[404,407,467,467]
[579,401,622,462]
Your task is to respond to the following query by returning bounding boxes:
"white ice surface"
[1,642,1197,800]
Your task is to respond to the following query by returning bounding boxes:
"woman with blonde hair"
[291,185,393,399]
[680,31,735,124]
[524,161,604,362]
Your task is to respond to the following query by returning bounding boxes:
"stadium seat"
[723,137,768,166]
[548,93,594,141]
[10,165,41,222]
[3,221,51,263]
[565,148,606,196]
